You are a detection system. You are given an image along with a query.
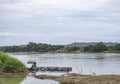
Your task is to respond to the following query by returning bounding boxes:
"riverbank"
[8,51,120,55]
[0,42,120,53]
[0,52,27,74]
[34,73,120,84]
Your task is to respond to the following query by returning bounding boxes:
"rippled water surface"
[2,53,120,84]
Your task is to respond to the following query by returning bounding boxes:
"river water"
[1,53,120,84]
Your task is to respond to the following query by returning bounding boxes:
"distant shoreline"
[1,42,120,53]
[8,51,120,54]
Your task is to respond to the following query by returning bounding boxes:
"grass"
[0,51,27,73]
[0,75,26,84]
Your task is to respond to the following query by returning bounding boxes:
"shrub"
[0,52,27,73]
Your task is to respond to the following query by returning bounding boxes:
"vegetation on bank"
[0,52,27,73]
[83,42,120,53]
[0,42,120,53]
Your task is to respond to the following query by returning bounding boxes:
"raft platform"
[29,66,72,72]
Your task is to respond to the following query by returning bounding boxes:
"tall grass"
[0,52,27,73]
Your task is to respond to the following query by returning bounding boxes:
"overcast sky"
[0,0,120,46]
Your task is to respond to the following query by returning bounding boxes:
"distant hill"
[66,42,119,47]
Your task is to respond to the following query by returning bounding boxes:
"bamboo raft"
[27,61,72,72]
[29,66,72,72]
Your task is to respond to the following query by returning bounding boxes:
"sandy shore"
[34,73,120,84]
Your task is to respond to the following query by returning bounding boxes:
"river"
[1,53,120,84]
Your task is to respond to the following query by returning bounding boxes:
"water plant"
[76,66,83,74]
[89,68,96,75]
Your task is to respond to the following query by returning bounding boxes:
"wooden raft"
[29,66,72,72]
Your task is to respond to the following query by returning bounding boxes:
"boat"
[27,61,72,72]
[30,66,72,72]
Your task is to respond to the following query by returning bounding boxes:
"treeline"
[83,42,120,52]
[0,42,120,53]
[0,42,64,53]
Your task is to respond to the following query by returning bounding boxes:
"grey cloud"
[0,0,120,45]
[0,0,22,3]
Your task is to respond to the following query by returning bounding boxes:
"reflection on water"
[0,75,59,84]
[7,53,120,84]
[21,75,59,84]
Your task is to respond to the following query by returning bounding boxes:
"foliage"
[114,44,120,51]
[0,75,26,84]
[83,45,96,52]
[0,52,26,73]
[0,42,120,53]
[107,44,120,52]
[94,42,108,52]
[64,46,81,52]
[84,42,120,53]
[0,42,64,53]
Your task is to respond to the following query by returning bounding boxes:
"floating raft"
[29,66,72,72]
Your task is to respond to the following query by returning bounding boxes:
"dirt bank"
[34,73,120,84]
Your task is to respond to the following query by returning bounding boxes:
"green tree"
[94,42,108,52]
[114,44,120,51]
[83,45,95,52]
